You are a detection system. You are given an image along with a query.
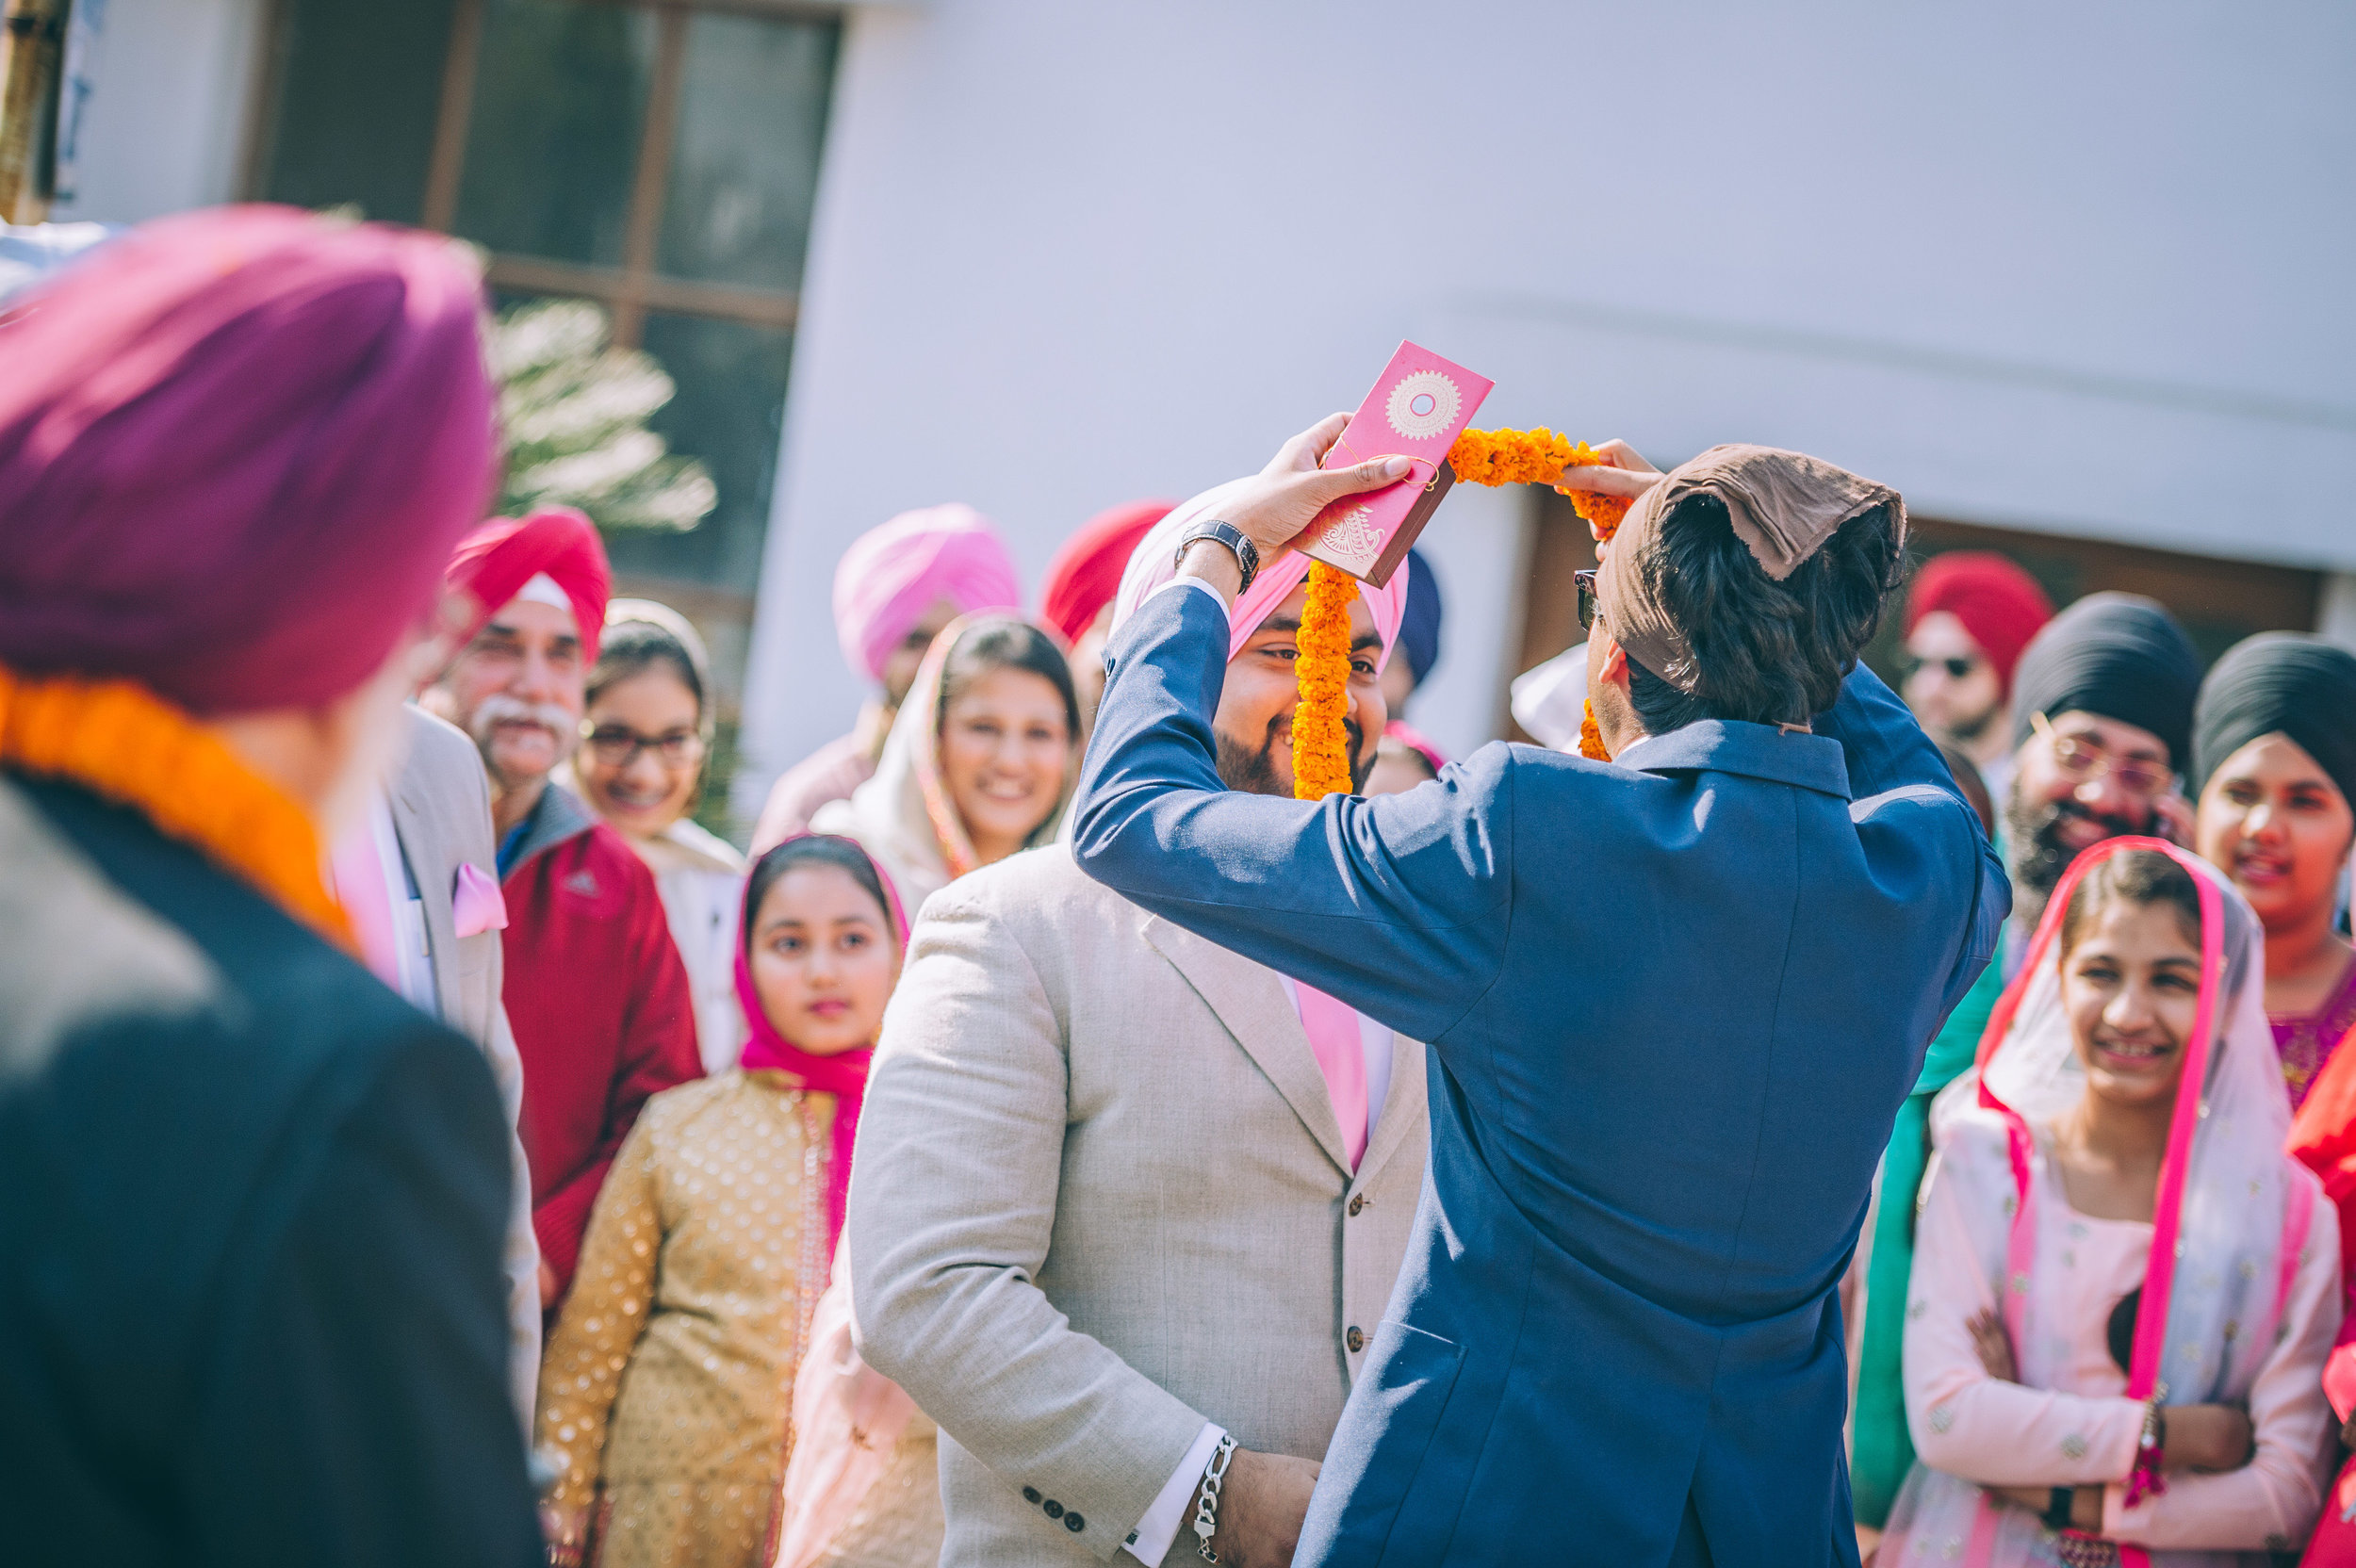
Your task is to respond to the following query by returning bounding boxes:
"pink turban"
[0,204,495,715]
[1110,481,1409,671]
[831,504,1021,683]
[446,508,614,666]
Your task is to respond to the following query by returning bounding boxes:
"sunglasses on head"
[1574,569,1600,634]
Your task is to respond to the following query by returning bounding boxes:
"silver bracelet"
[1191,1433,1237,1563]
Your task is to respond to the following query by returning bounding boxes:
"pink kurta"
[1895,1121,2342,1560]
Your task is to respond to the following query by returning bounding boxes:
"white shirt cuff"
[1149,575,1232,622]
[1126,1421,1226,1563]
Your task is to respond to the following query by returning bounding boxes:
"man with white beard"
[425,509,701,1312]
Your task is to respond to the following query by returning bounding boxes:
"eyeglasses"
[582,725,706,769]
[1574,569,1600,633]
[2029,711,2173,801]
[1902,654,1980,682]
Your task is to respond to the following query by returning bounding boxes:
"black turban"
[2009,592,2202,768]
[2192,632,2356,806]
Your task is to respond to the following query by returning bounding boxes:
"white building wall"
[737,0,2356,808]
[50,0,265,224]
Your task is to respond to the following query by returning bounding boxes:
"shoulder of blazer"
[400,706,499,859]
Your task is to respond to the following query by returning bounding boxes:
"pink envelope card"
[1300,340,1493,588]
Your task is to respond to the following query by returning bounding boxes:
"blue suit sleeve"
[1817,663,2010,1018]
[1071,584,1513,1047]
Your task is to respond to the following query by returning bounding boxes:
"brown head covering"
[1597,444,1904,693]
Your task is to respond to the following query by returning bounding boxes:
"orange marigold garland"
[0,664,353,945]
[1579,702,1611,761]
[1448,427,1631,542]
[1293,561,1359,800]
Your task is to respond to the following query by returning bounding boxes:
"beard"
[1216,713,1371,797]
[2003,784,2147,909]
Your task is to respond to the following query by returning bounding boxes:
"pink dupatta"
[734,835,909,1271]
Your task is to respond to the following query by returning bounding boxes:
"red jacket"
[499,785,701,1297]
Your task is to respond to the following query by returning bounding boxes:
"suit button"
[1023,1487,1041,1505]
[1043,1499,1065,1519]
[1065,1513,1087,1532]
[1348,1194,1366,1217]
[1346,1326,1366,1352]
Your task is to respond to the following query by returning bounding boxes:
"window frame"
[243,0,833,349]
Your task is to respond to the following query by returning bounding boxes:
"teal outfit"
[1849,955,2004,1527]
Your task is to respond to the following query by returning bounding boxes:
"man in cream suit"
[849,505,1429,1567]
[334,704,541,1425]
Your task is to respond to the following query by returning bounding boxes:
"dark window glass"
[603,310,797,593]
[256,0,455,223]
[452,0,656,266]
[654,11,840,293]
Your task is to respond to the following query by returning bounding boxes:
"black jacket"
[0,774,541,1567]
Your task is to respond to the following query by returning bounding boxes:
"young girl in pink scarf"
[536,837,908,1568]
[1884,841,2341,1567]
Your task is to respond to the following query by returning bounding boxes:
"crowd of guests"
[8,205,2356,1567]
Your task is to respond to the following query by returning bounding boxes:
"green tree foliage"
[490,298,717,532]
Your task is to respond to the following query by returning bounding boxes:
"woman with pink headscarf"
[752,506,1020,851]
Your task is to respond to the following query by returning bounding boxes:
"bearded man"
[1999,591,2203,939]
[427,510,701,1306]
[847,493,1431,1567]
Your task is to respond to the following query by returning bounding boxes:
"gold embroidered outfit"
[537,1070,830,1568]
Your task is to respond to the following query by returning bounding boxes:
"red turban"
[0,204,495,715]
[446,508,614,666]
[1039,498,1175,645]
[1905,551,2055,697]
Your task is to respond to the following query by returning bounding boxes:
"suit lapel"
[1352,1027,1428,1193]
[387,773,462,1014]
[1141,916,1353,1177]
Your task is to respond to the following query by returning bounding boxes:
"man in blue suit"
[1071,416,2006,1566]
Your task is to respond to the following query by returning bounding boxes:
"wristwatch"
[1174,519,1261,596]
[2043,1486,2076,1531]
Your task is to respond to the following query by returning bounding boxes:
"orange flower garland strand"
[1448,427,1631,542]
[1579,701,1611,761]
[0,665,352,945]
[1293,561,1359,800]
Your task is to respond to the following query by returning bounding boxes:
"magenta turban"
[831,504,1021,683]
[0,204,495,715]
[447,508,614,667]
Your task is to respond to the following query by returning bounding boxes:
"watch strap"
[1174,519,1260,596]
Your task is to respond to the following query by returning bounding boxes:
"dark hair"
[2058,848,2201,956]
[1626,493,1907,733]
[743,835,896,956]
[588,616,709,735]
[937,619,1082,741]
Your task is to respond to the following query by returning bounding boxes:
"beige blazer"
[848,845,1429,1566]
[389,704,541,1429]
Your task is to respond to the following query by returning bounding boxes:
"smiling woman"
[811,613,1080,911]
[580,602,748,1070]
[2192,634,2356,1111]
